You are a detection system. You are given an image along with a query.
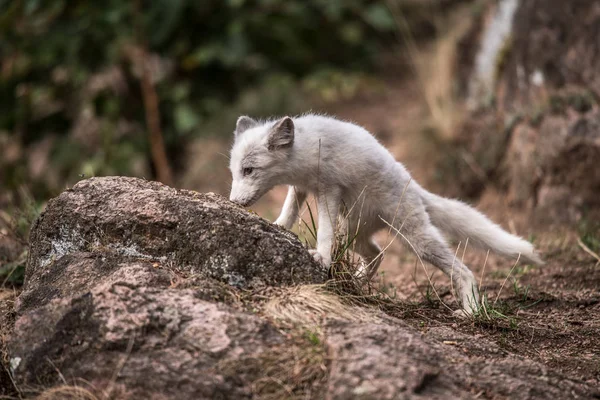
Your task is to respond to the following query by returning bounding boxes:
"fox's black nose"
[230,197,248,207]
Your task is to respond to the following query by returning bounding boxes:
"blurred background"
[0,0,407,199]
[1,0,599,287]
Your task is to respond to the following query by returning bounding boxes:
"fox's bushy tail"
[419,188,544,265]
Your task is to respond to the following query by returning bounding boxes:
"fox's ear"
[267,117,294,151]
[235,116,258,137]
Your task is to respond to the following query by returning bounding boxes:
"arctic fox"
[228,114,543,314]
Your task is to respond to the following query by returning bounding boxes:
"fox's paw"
[453,308,472,319]
[457,276,480,317]
[273,218,291,229]
[309,249,331,269]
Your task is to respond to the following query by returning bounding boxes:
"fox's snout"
[228,191,245,206]
[230,196,256,208]
[229,181,258,207]
[230,196,250,207]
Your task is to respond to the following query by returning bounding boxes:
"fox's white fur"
[229,114,543,314]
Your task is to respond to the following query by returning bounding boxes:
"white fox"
[228,114,543,314]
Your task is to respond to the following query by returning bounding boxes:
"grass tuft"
[472,292,519,331]
[0,189,42,287]
[218,329,329,400]
[35,384,100,400]
[262,284,378,329]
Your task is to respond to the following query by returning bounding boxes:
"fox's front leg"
[274,186,307,229]
[310,187,341,267]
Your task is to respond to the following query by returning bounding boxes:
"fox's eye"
[243,167,254,176]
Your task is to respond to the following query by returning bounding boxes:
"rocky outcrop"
[19,176,323,314]
[447,0,600,225]
[504,109,600,223]
[0,289,16,397]
[497,1,600,112]
[12,273,286,398]
[8,176,326,398]
[5,177,599,398]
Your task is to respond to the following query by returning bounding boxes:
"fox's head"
[229,116,294,206]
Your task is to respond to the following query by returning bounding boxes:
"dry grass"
[326,218,537,331]
[263,284,379,328]
[0,289,18,398]
[218,329,329,400]
[0,380,102,400]
[35,385,100,400]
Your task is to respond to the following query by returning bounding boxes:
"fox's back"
[293,115,398,175]
[291,115,413,219]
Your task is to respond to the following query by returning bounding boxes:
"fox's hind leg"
[395,211,480,314]
[354,236,384,281]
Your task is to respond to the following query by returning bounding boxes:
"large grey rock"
[19,176,324,314]
[9,176,325,397]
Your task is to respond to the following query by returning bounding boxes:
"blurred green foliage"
[0,188,41,286]
[0,0,399,197]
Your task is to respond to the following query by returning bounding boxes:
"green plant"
[377,271,397,299]
[472,292,519,330]
[0,190,42,287]
[0,255,27,286]
[423,282,436,306]
[305,329,321,346]
[301,201,318,243]
[567,91,595,113]
[548,94,567,115]
[579,221,600,253]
